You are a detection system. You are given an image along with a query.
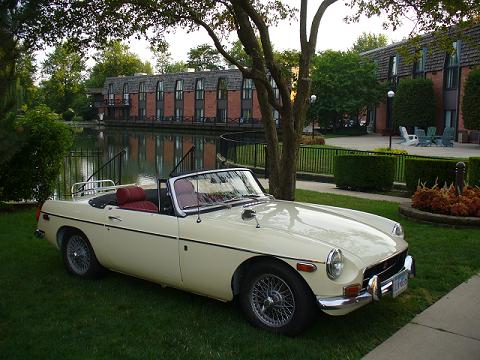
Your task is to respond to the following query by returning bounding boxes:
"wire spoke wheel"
[250,274,296,328]
[66,235,91,275]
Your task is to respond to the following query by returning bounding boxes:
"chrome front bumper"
[317,255,415,311]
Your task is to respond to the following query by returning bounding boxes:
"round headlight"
[392,223,403,236]
[326,249,344,280]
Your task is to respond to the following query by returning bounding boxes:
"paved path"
[259,178,410,203]
[363,275,480,360]
[325,134,480,158]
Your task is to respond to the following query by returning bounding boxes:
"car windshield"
[173,170,265,211]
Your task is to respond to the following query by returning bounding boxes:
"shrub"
[462,69,480,130]
[62,108,75,121]
[301,136,325,145]
[412,184,480,217]
[392,78,436,129]
[468,157,480,187]
[405,158,467,193]
[0,105,73,203]
[373,147,408,155]
[72,115,84,122]
[334,154,395,191]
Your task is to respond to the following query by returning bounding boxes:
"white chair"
[399,126,418,146]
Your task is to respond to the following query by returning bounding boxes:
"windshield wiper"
[182,204,209,210]
[242,194,262,198]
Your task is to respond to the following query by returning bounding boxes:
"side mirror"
[241,208,260,228]
[241,208,256,221]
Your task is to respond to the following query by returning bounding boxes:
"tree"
[87,41,153,88]
[38,42,86,114]
[392,78,436,129]
[351,32,388,53]
[10,0,480,200]
[310,50,385,130]
[187,43,224,71]
[462,69,480,130]
[164,61,189,73]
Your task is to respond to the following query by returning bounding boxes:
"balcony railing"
[100,115,280,128]
[95,98,131,107]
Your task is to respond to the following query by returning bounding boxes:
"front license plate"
[392,270,408,298]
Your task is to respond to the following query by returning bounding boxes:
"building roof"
[102,68,245,95]
[361,23,480,80]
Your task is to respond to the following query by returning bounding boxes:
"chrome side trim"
[317,255,415,311]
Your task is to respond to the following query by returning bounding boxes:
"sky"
[124,1,416,66]
[37,1,417,73]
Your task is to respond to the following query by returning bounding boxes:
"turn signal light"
[296,262,317,273]
[35,207,42,222]
[343,283,361,297]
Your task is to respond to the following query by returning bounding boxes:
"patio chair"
[415,129,432,147]
[426,127,437,143]
[399,126,418,146]
[439,127,455,147]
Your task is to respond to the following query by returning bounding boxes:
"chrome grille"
[362,250,408,289]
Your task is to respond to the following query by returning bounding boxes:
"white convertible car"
[35,168,415,335]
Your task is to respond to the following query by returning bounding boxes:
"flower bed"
[411,184,480,217]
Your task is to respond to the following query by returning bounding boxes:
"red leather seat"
[116,186,158,213]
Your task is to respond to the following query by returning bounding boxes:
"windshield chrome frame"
[167,168,267,217]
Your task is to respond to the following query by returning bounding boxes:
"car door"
[102,206,181,287]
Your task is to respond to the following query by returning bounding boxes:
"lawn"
[1,192,479,359]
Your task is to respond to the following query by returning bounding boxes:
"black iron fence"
[56,148,124,199]
[217,131,450,183]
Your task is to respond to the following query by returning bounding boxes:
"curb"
[399,203,480,227]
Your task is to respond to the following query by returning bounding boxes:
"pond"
[57,126,219,197]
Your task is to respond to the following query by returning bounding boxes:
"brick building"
[96,69,280,127]
[362,24,480,142]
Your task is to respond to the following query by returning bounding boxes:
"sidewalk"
[363,275,480,360]
[258,178,410,203]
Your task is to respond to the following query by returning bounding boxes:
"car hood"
[201,199,406,266]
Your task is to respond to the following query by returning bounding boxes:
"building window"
[242,78,253,100]
[413,49,426,78]
[444,41,460,90]
[139,82,146,101]
[122,83,129,105]
[195,108,204,122]
[108,83,114,105]
[175,79,183,100]
[195,78,204,100]
[217,108,227,122]
[270,77,280,124]
[444,110,456,130]
[156,81,164,101]
[174,79,184,120]
[241,108,251,121]
[156,108,163,120]
[217,78,227,100]
[388,55,398,84]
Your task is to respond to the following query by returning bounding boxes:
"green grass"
[1,194,479,359]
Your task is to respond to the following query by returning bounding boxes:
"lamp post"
[310,94,317,139]
[387,90,395,149]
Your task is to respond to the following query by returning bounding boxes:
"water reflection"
[71,126,218,187]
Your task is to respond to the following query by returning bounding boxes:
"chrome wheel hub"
[250,274,295,327]
[66,235,91,275]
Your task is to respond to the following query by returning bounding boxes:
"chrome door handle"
[108,216,122,221]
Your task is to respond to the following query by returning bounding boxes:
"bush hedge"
[405,158,468,193]
[0,105,73,203]
[462,69,480,130]
[334,154,395,191]
[392,78,436,129]
[468,157,480,187]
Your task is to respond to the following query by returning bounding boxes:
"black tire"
[239,260,316,336]
[61,231,103,278]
